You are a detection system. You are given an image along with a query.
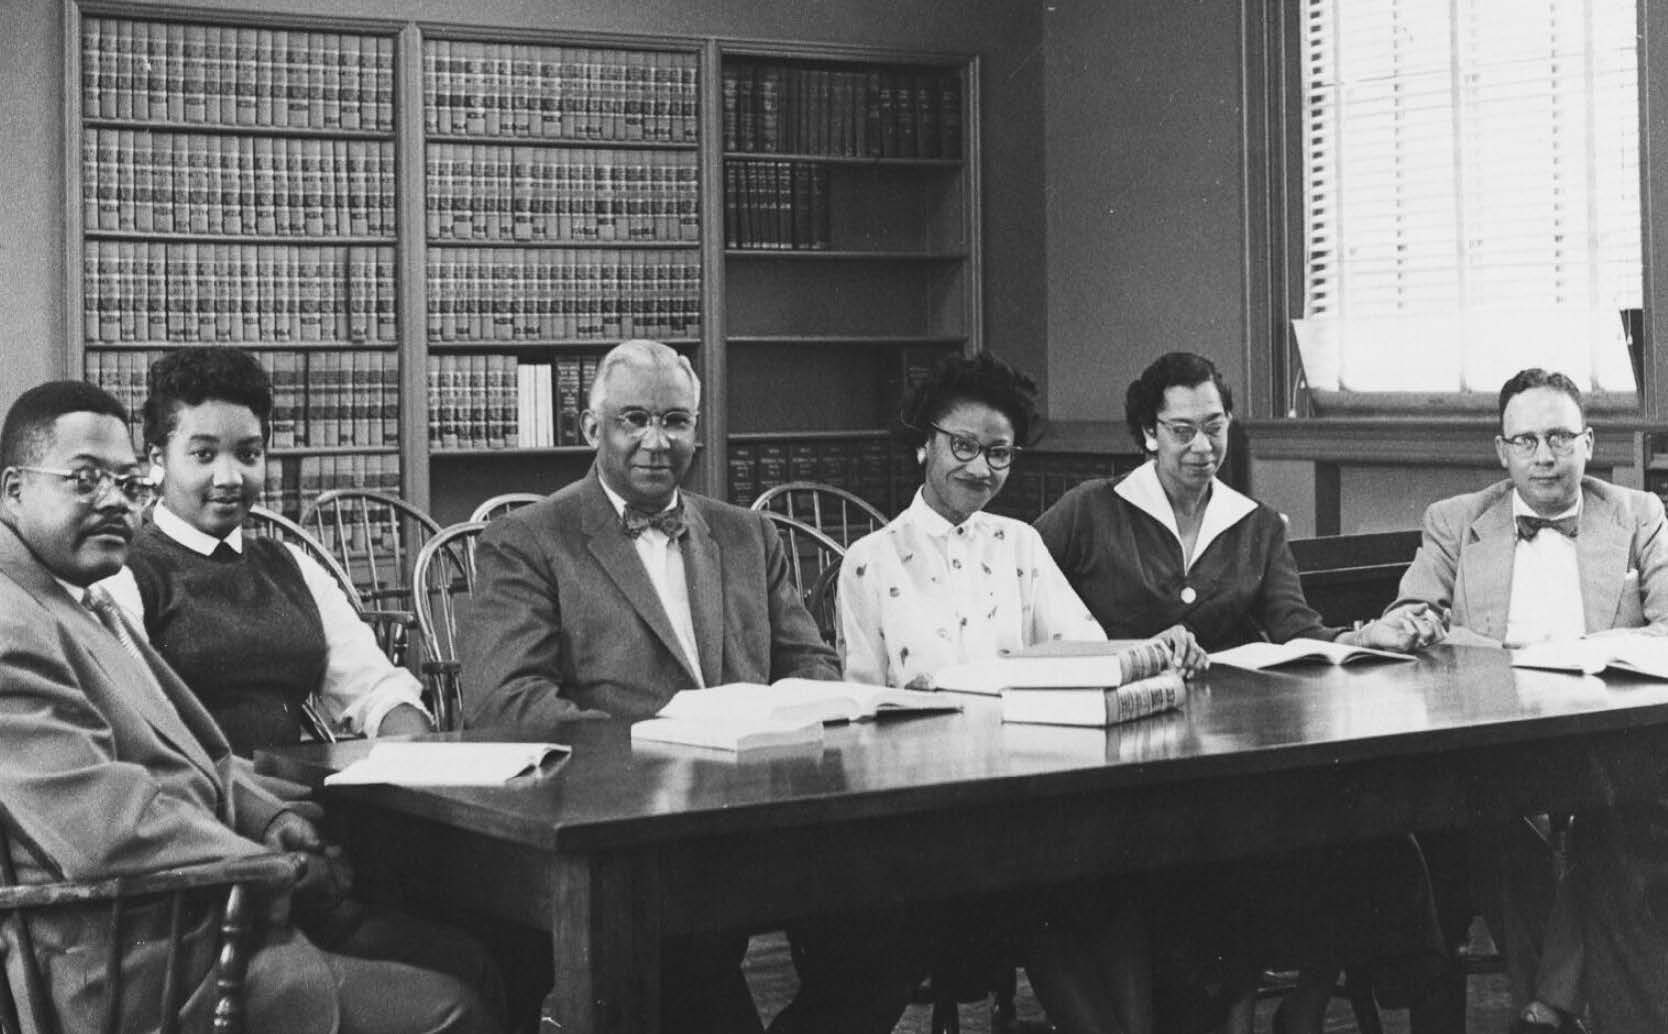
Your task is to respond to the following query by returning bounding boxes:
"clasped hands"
[1340,602,1449,653]
[260,807,356,928]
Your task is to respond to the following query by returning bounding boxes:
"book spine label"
[1106,676,1185,724]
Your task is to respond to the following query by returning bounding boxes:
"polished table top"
[265,642,1668,1034]
[264,643,1668,858]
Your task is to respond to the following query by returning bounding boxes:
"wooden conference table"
[263,645,1668,1034]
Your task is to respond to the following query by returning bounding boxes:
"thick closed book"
[933,640,1171,696]
[1001,670,1187,727]
[1512,634,1668,680]
[324,742,568,786]
[656,678,961,727]
[1210,637,1414,671]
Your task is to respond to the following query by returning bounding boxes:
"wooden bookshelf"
[417,30,705,521]
[716,44,981,516]
[65,7,982,525]
[69,4,406,521]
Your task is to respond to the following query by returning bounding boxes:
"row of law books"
[425,249,701,342]
[723,160,830,250]
[728,437,909,518]
[426,352,606,450]
[83,243,397,345]
[426,145,699,244]
[985,453,1130,522]
[82,19,395,132]
[84,131,396,238]
[722,62,962,160]
[262,452,402,525]
[88,348,400,452]
[423,41,698,144]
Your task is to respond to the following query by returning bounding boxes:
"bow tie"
[1516,514,1579,541]
[622,503,687,540]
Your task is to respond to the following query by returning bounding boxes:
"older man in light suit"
[1388,368,1668,1034]
[465,339,890,1034]
[0,381,496,1034]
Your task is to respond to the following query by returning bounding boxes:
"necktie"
[1516,515,1579,541]
[622,502,687,540]
[209,541,239,564]
[84,585,148,667]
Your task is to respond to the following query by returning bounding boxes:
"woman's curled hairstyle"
[1123,351,1233,451]
[141,346,274,450]
[896,351,1040,450]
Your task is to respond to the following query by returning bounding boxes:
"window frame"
[1242,0,1668,459]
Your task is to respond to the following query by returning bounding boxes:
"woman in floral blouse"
[835,351,1155,1034]
[839,352,1107,687]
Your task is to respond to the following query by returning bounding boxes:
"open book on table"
[933,640,1172,696]
[1000,670,1187,728]
[323,742,569,786]
[1209,637,1415,671]
[631,678,960,753]
[1511,634,1668,680]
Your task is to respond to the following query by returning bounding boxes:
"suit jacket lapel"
[680,501,725,687]
[579,477,703,687]
[1577,485,1631,632]
[60,594,224,790]
[1461,496,1517,642]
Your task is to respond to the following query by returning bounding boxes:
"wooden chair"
[751,481,887,550]
[760,511,845,606]
[411,521,488,732]
[301,490,442,667]
[468,492,543,523]
[1289,530,1423,628]
[242,506,378,744]
[803,554,842,648]
[0,812,303,1034]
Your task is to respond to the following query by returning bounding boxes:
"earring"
[916,447,926,465]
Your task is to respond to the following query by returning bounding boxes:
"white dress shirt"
[839,490,1106,689]
[98,503,429,736]
[597,481,703,686]
[1503,492,1586,647]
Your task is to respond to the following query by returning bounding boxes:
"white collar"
[1510,489,1581,521]
[597,478,681,518]
[902,488,989,538]
[1114,460,1258,571]
[154,502,243,557]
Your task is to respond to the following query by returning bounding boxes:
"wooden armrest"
[0,852,305,910]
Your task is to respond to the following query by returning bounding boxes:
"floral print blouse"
[839,490,1106,688]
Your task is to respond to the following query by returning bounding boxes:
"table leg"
[540,853,662,1034]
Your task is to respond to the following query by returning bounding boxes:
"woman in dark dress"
[1036,352,1448,1034]
[97,346,507,1026]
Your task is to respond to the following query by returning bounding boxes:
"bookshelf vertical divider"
[697,37,728,498]
[396,22,430,512]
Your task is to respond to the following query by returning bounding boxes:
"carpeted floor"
[742,927,1518,1034]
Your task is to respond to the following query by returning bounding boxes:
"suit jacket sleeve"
[0,609,265,881]
[758,511,840,681]
[1633,491,1668,630]
[1252,514,1335,643]
[1389,498,1463,616]
[462,518,600,731]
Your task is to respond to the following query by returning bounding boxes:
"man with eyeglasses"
[462,339,839,1034]
[0,381,498,1034]
[1388,367,1668,1034]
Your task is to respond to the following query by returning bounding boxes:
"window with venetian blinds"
[1293,0,1641,402]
